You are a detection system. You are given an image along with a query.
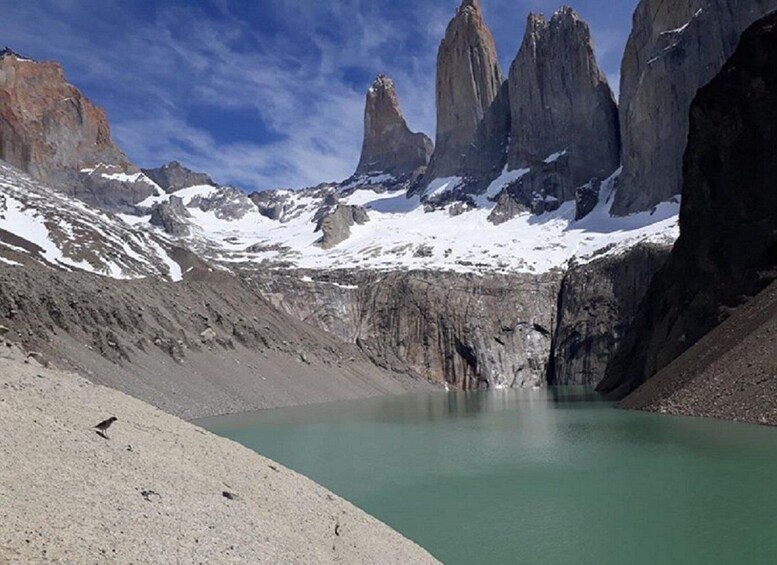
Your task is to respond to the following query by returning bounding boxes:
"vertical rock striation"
[600,11,777,396]
[253,270,561,390]
[424,0,506,184]
[612,0,777,215]
[507,8,620,191]
[549,244,670,386]
[355,75,433,178]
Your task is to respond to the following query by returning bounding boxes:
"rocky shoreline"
[0,345,440,564]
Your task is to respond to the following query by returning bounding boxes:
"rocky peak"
[142,161,215,193]
[0,51,131,182]
[149,195,192,237]
[424,0,504,182]
[506,6,619,192]
[355,74,433,178]
[612,0,777,215]
[457,0,481,16]
[0,48,32,61]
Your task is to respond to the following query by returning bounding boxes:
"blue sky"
[1,0,637,191]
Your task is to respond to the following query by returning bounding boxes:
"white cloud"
[0,0,633,191]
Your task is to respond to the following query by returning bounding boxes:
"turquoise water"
[199,389,777,564]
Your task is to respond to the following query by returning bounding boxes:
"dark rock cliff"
[600,12,777,396]
[549,244,670,387]
[612,0,777,215]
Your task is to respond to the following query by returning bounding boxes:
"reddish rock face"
[0,49,130,182]
[355,75,432,178]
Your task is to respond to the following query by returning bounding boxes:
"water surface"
[200,388,777,564]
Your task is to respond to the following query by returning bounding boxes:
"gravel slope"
[0,347,440,564]
[621,279,777,426]
[0,264,433,420]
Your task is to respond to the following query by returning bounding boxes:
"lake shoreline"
[0,345,440,564]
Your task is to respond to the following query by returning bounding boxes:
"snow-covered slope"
[0,162,185,280]
[0,156,679,280]
[128,170,679,275]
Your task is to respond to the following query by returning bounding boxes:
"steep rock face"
[66,163,161,213]
[314,204,369,249]
[0,49,130,179]
[0,263,430,419]
[507,9,620,191]
[549,244,670,386]
[600,13,777,396]
[149,195,191,237]
[142,161,215,193]
[487,158,571,222]
[250,190,290,221]
[355,75,433,178]
[0,50,159,212]
[253,270,561,389]
[424,0,505,183]
[612,0,777,215]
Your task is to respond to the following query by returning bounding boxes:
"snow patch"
[544,150,568,164]
[0,256,22,266]
[475,167,530,208]
[424,177,462,198]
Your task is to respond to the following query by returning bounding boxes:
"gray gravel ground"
[0,347,440,564]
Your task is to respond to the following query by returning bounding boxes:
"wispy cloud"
[0,0,634,191]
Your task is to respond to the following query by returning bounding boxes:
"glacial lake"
[200,388,777,564]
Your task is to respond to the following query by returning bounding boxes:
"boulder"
[314,205,370,249]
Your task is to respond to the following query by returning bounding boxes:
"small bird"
[94,416,118,439]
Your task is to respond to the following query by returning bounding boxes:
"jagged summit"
[142,161,216,193]
[457,0,481,15]
[423,0,504,183]
[499,4,619,215]
[525,6,581,28]
[354,74,432,178]
[0,47,31,61]
[368,74,392,93]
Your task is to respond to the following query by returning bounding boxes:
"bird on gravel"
[94,416,118,439]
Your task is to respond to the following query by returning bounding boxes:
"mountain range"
[0,0,776,423]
